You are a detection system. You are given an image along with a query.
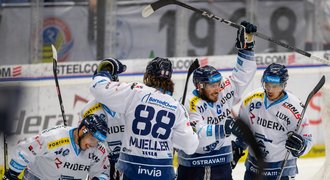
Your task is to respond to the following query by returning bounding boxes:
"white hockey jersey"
[239,88,313,177]
[79,99,124,163]
[178,49,257,167]
[8,125,110,180]
[90,77,199,180]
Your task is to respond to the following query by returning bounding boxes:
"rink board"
[0,51,330,175]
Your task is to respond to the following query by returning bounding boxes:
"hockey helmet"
[145,57,173,79]
[79,114,107,142]
[193,65,222,86]
[262,63,289,84]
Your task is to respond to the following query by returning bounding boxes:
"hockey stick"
[234,118,265,180]
[142,0,330,65]
[172,59,199,156]
[3,133,7,172]
[277,75,325,179]
[52,45,67,126]
[1,86,22,172]
[181,59,200,105]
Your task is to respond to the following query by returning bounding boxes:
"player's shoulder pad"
[81,102,103,119]
[285,91,304,108]
[130,82,145,90]
[243,89,265,106]
[47,136,70,150]
[41,125,65,134]
[219,78,231,92]
[281,92,304,120]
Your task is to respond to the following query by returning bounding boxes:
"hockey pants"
[177,163,233,180]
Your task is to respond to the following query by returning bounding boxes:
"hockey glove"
[236,21,257,50]
[285,131,307,157]
[108,151,120,163]
[94,58,127,80]
[231,141,245,169]
[224,117,244,139]
[91,177,102,180]
[2,169,20,180]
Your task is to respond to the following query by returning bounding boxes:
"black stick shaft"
[277,75,325,179]
[52,45,67,126]
[144,0,330,64]
[4,133,7,172]
[181,59,199,105]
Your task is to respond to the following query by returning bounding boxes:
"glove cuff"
[93,70,115,80]
[292,139,307,157]
[243,32,254,50]
[244,41,255,51]
[98,60,115,75]
[3,169,20,180]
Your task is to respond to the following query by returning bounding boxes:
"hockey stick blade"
[143,0,330,65]
[181,59,200,105]
[52,45,67,126]
[142,0,175,17]
[294,75,325,132]
[188,58,200,76]
[51,44,58,62]
[277,75,325,179]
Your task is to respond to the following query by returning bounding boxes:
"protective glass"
[205,82,221,90]
[262,82,285,91]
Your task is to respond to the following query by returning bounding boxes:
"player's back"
[90,77,198,180]
[120,83,179,153]
[117,84,178,178]
[11,125,109,179]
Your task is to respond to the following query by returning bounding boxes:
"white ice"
[232,157,325,180]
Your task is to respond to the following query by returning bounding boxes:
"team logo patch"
[98,145,106,154]
[28,145,36,155]
[142,93,177,111]
[48,138,70,150]
[82,103,102,118]
[244,92,264,106]
[54,157,63,169]
[55,148,70,157]
[34,135,42,149]
[282,102,301,119]
[189,96,201,112]
[219,79,231,92]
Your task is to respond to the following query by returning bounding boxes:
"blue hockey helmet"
[262,63,289,85]
[79,114,107,142]
[193,65,222,86]
[145,57,173,79]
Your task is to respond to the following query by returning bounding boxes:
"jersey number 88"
[132,104,175,140]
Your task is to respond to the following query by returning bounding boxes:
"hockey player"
[235,63,313,179]
[2,114,110,180]
[177,21,258,180]
[80,66,124,180]
[80,100,122,180]
[90,57,199,180]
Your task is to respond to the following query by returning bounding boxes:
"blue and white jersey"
[79,99,124,163]
[8,126,109,179]
[178,49,257,167]
[90,78,199,180]
[238,88,313,177]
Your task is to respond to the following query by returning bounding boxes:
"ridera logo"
[138,166,161,177]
